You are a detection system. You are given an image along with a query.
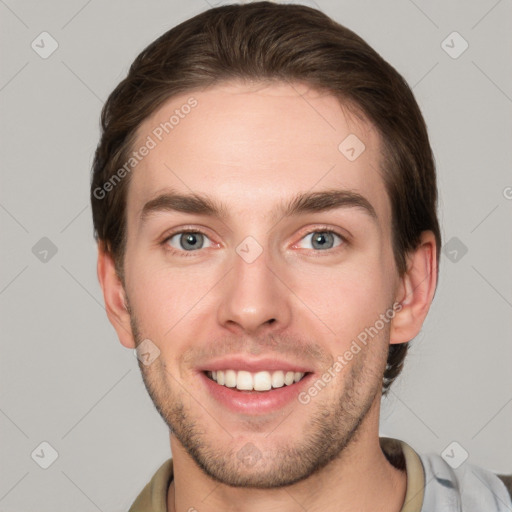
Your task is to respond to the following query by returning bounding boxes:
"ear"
[96,242,135,349]
[390,230,437,344]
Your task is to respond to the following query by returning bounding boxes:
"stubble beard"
[129,311,387,489]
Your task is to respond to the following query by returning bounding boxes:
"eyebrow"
[139,188,378,226]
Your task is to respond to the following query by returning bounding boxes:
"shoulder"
[419,451,512,512]
[128,458,174,512]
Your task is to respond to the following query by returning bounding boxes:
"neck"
[167,400,407,512]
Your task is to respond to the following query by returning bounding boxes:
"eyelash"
[160,226,348,258]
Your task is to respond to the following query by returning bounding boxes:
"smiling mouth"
[204,369,309,392]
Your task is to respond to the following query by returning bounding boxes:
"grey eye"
[167,232,212,251]
[298,231,343,251]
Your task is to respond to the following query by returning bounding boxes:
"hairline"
[112,79,400,281]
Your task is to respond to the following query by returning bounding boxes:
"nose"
[216,242,292,335]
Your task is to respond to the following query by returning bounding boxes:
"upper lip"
[198,356,313,373]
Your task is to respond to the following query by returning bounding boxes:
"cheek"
[287,255,394,346]
[125,256,218,347]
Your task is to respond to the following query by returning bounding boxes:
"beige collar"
[129,436,425,512]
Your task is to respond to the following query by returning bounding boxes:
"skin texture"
[97,81,437,512]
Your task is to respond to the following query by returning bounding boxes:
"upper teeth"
[208,370,306,391]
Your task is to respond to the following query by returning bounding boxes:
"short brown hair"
[90,1,441,396]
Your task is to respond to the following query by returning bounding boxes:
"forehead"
[127,81,390,230]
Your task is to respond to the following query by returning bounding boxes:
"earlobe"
[96,243,136,349]
[390,231,437,345]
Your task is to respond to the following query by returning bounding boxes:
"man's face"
[122,81,401,487]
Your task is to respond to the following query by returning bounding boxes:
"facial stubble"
[129,305,389,489]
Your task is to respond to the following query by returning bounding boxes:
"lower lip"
[199,371,313,415]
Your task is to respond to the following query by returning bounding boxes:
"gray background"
[1,0,511,510]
